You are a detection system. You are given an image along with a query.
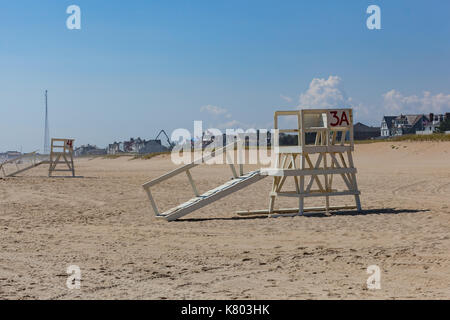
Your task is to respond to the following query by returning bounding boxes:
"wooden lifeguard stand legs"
[266,108,362,217]
[346,149,362,212]
[48,138,75,177]
[267,150,362,217]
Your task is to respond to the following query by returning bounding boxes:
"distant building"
[7,151,21,157]
[417,113,450,135]
[392,114,429,136]
[0,151,22,163]
[137,139,169,154]
[107,142,123,155]
[353,122,381,140]
[381,113,450,137]
[381,116,396,137]
[107,138,169,155]
[74,145,106,157]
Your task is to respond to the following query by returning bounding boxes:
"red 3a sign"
[327,110,351,127]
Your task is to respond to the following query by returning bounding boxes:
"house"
[353,122,381,140]
[107,142,123,155]
[137,139,169,154]
[0,152,8,162]
[4,151,21,159]
[108,137,169,155]
[74,144,106,157]
[381,116,396,137]
[0,151,22,163]
[123,138,139,153]
[381,112,450,136]
[417,113,450,134]
[392,114,430,136]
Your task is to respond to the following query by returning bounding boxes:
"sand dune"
[1,141,450,299]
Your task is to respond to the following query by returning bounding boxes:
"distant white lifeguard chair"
[0,138,76,178]
[48,138,75,177]
[258,108,362,216]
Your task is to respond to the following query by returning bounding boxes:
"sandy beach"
[1,141,450,299]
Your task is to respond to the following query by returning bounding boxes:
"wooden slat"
[185,169,199,197]
[143,162,197,189]
[274,145,353,154]
[5,161,45,177]
[270,190,360,198]
[144,188,159,215]
[305,153,324,192]
[260,167,357,177]
[236,205,357,216]
[274,110,300,116]
[162,171,266,221]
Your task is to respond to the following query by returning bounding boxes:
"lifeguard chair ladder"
[259,109,362,216]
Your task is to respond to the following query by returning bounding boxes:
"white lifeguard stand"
[48,138,75,177]
[259,108,362,216]
[0,138,76,178]
[141,108,362,221]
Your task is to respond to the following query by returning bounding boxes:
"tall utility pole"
[44,90,50,154]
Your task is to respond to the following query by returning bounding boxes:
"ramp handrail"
[0,151,40,177]
[0,150,39,166]
[142,140,245,216]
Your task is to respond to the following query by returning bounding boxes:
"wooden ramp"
[142,141,268,221]
[3,161,48,177]
[0,151,48,178]
[159,170,266,221]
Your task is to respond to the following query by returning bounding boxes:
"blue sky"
[1,0,449,151]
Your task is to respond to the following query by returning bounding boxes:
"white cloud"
[200,105,253,129]
[200,104,228,115]
[219,120,260,130]
[280,94,293,103]
[299,76,348,109]
[383,90,450,115]
[298,75,369,120]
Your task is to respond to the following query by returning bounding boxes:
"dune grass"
[355,133,450,144]
[102,154,136,159]
[389,133,450,142]
[131,151,171,160]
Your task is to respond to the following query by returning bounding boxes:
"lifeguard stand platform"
[258,108,361,216]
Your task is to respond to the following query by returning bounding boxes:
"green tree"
[438,118,450,133]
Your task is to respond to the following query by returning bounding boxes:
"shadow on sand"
[176,208,429,222]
